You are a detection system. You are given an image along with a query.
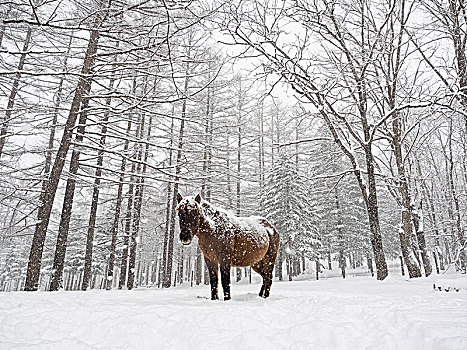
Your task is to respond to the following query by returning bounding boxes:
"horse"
[176,193,280,300]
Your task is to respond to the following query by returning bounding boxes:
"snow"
[1,274,466,350]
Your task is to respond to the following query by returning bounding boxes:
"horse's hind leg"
[251,261,266,297]
[258,243,279,298]
[262,266,273,298]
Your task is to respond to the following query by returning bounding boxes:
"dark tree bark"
[81,85,116,290]
[118,158,137,289]
[276,248,283,281]
[235,92,242,284]
[126,117,145,289]
[178,248,184,284]
[258,100,265,204]
[0,27,32,159]
[201,81,213,286]
[225,134,233,210]
[446,119,466,270]
[160,116,174,287]
[334,188,346,279]
[411,202,432,277]
[391,114,422,278]
[418,162,445,270]
[128,115,152,289]
[164,61,190,288]
[106,115,133,290]
[49,81,92,291]
[367,256,374,277]
[118,78,141,290]
[364,148,389,281]
[315,258,319,281]
[0,5,12,47]
[24,28,101,291]
[287,256,293,281]
[42,33,74,187]
[196,246,202,285]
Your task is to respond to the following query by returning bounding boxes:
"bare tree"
[25,24,103,291]
[222,0,390,279]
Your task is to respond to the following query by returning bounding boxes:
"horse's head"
[176,193,202,245]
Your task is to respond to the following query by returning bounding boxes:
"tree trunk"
[179,248,184,284]
[0,27,32,159]
[259,101,265,207]
[118,79,142,290]
[50,82,92,291]
[315,258,319,280]
[276,248,283,281]
[334,188,346,279]
[367,256,374,277]
[447,119,466,270]
[41,34,74,191]
[399,255,405,276]
[161,116,175,287]
[106,115,133,289]
[128,113,152,289]
[419,167,445,270]
[364,147,389,280]
[391,115,422,278]
[0,5,12,47]
[40,35,74,290]
[236,126,241,217]
[25,28,101,291]
[433,251,440,275]
[164,60,190,288]
[81,45,117,291]
[225,134,233,209]
[411,202,432,277]
[196,246,202,285]
[118,160,137,289]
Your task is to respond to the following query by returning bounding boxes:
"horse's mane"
[201,200,227,227]
[200,200,216,216]
[180,197,268,235]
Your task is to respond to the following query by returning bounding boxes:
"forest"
[0,0,466,293]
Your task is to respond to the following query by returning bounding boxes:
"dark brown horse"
[177,194,280,300]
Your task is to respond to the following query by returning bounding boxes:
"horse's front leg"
[220,261,231,301]
[205,258,219,300]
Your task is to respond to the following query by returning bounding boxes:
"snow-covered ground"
[1,273,466,350]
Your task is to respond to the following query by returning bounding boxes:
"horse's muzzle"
[180,237,192,245]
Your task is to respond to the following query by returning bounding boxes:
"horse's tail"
[260,219,280,265]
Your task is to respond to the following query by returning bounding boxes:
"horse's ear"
[177,193,183,203]
[195,194,201,203]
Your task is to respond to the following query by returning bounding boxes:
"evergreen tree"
[263,151,320,280]
[308,137,372,277]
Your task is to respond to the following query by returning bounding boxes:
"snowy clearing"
[1,274,466,350]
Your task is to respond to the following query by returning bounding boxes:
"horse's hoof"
[224,296,231,301]
[211,295,219,300]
